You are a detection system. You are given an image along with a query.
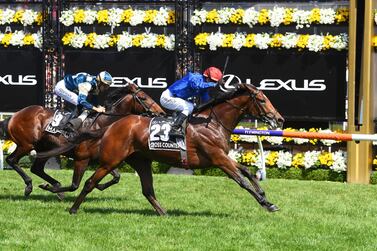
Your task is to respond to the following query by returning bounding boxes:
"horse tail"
[0,117,11,140]
[36,128,106,159]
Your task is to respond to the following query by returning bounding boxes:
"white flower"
[331,33,348,50]
[117,32,133,51]
[93,34,110,49]
[228,149,242,161]
[190,9,207,25]
[243,7,259,28]
[32,32,43,49]
[130,10,145,26]
[164,34,175,51]
[140,33,157,48]
[318,129,337,146]
[266,135,284,145]
[0,8,15,25]
[319,8,335,24]
[304,150,321,169]
[108,8,123,27]
[70,32,87,48]
[330,150,347,172]
[292,9,310,29]
[239,134,258,143]
[207,32,224,51]
[281,33,299,49]
[375,11,377,25]
[0,33,4,42]
[307,34,324,52]
[218,7,234,24]
[60,9,74,26]
[83,9,97,25]
[254,33,271,49]
[154,7,169,26]
[10,30,25,46]
[293,137,309,144]
[276,151,292,169]
[269,6,285,27]
[21,9,38,26]
[232,33,245,51]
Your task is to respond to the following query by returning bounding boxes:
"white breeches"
[160,89,194,116]
[54,79,78,106]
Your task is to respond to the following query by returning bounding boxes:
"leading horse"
[68,83,284,214]
[0,83,165,198]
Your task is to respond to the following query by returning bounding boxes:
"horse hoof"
[38,183,51,191]
[266,204,279,212]
[24,185,33,197]
[56,192,65,201]
[69,208,78,215]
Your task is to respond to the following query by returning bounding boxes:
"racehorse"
[0,83,165,198]
[67,83,284,215]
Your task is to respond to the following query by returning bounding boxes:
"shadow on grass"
[0,194,125,203]
[83,207,230,218]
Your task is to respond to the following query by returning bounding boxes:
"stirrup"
[169,128,183,138]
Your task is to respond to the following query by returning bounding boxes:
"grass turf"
[0,169,377,250]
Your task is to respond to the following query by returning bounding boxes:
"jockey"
[160,66,223,137]
[54,71,113,133]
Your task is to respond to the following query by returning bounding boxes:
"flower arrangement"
[231,127,345,146]
[60,7,175,27]
[62,32,175,51]
[232,149,347,172]
[0,30,42,49]
[195,32,348,52]
[191,7,349,29]
[0,8,43,26]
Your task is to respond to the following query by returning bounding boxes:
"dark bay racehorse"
[68,83,284,214]
[0,83,165,198]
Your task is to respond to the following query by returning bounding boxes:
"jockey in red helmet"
[160,66,223,137]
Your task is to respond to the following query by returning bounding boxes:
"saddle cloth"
[148,117,186,151]
[45,110,71,134]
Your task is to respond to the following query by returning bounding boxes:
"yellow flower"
[23,34,35,45]
[309,128,319,145]
[258,9,269,25]
[206,9,219,23]
[373,155,377,166]
[297,34,309,50]
[0,10,3,21]
[84,32,96,48]
[269,33,283,48]
[372,36,377,47]
[283,8,293,25]
[323,35,334,50]
[97,10,109,24]
[108,35,119,47]
[144,9,158,24]
[156,35,166,48]
[241,150,258,166]
[1,33,13,47]
[318,152,333,167]
[121,8,133,23]
[167,10,175,24]
[229,9,244,24]
[13,10,24,23]
[291,153,304,168]
[266,151,278,167]
[244,34,255,48]
[35,12,43,25]
[194,33,208,47]
[2,140,15,151]
[62,32,74,45]
[309,8,321,24]
[335,7,349,23]
[74,9,85,24]
[283,127,296,142]
[222,34,234,47]
[132,34,144,47]
[231,134,240,143]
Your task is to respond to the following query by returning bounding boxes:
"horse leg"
[213,153,278,212]
[95,169,121,191]
[237,164,265,197]
[128,157,167,216]
[39,159,89,195]
[5,147,33,197]
[29,158,64,200]
[69,166,113,214]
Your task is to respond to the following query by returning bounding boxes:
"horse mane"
[104,85,132,109]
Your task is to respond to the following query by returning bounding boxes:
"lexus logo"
[0,75,37,86]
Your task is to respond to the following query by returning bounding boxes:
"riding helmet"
[97,71,113,86]
[203,67,223,82]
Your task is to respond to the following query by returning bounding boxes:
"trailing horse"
[68,83,284,214]
[0,83,165,198]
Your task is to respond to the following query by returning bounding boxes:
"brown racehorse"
[68,83,284,215]
[0,83,165,198]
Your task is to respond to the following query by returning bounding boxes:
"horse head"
[105,83,165,116]
[236,83,284,129]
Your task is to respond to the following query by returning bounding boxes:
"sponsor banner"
[0,49,44,112]
[201,50,347,121]
[64,50,175,102]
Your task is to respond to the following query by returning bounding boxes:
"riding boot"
[169,113,187,138]
[65,110,90,134]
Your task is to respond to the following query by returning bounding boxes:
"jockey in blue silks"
[160,67,223,137]
[54,71,113,133]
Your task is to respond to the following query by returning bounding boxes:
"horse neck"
[210,95,248,136]
[97,94,133,127]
